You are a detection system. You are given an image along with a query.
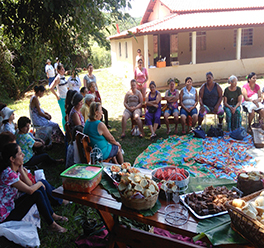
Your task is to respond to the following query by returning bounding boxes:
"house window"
[125,42,128,58]
[189,31,206,51]
[234,28,253,46]
[119,42,122,57]
[170,34,178,61]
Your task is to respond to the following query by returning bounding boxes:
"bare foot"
[174,127,178,134]
[62,199,70,205]
[166,129,171,134]
[52,213,68,222]
[49,222,67,233]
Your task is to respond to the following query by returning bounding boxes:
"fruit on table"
[155,167,187,181]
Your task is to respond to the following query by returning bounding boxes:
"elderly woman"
[83,102,123,164]
[242,72,264,132]
[88,82,110,128]
[121,79,144,138]
[134,58,148,101]
[198,72,224,128]
[0,143,67,233]
[80,94,95,122]
[83,63,98,91]
[145,81,161,140]
[30,85,64,143]
[179,77,198,134]
[50,64,68,131]
[164,79,179,134]
[68,93,85,134]
[223,75,243,131]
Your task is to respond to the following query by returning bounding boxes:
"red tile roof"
[109,9,264,39]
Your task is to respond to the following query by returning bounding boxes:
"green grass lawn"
[2,70,264,247]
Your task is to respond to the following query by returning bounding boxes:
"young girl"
[1,107,16,134]
[0,143,67,232]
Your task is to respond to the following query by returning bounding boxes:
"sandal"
[121,134,125,139]
[53,214,68,222]
[182,130,186,135]
[150,134,157,140]
[166,129,171,135]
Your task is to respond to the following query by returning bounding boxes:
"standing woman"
[0,143,67,233]
[145,81,161,139]
[67,69,82,92]
[50,64,68,131]
[179,77,198,134]
[83,63,98,91]
[223,75,242,131]
[134,58,148,101]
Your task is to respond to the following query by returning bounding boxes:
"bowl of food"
[152,166,189,188]
[118,172,159,210]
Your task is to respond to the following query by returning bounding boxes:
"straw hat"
[1,107,15,121]
[46,59,51,64]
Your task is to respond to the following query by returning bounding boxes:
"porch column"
[144,35,149,68]
[236,28,242,60]
[192,32,196,64]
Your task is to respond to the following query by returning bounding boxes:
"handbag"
[148,106,157,113]
[192,126,206,139]
[207,125,224,137]
[230,127,247,140]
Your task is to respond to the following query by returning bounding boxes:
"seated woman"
[68,93,85,135]
[83,102,123,164]
[121,79,144,138]
[164,79,179,134]
[16,117,63,168]
[179,77,198,134]
[30,85,64,143]
[145,81,162,140]
[0,143,67,233]
[88,82,110,128]
[198,72,224,128]
[223,75,243,131]
[80,94,95,122]
[242,72,264,133]
[1,107,16,134]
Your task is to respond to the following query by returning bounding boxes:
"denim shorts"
[164,108,179,115]
[180,107,197,117]
[108,144,119,158]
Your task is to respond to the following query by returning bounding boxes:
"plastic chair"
[242,105,257,130]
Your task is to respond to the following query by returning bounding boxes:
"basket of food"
[152,166,189,188]
[118,173,159,210]
[225,189,264,247]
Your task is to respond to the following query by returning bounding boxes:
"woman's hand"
[38,181,46,190]
[253,99,259,108]
[231,107,236,115]
[116,142,122,149]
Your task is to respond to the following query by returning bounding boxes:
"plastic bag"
[192,126,206,139]
[0,221,40,247]
[230,127,247,140]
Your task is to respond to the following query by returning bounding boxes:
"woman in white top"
[83,63,98,91]
[67,69,82,92]
[50,64,68,131]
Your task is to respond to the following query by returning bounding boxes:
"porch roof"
[109,9,264,40]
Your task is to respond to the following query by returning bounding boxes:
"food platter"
[180,192,228,219]
[103,163,151,184]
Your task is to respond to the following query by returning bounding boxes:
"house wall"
[178,27,264,65]
[148,57,264,88]
[148,0,171,22]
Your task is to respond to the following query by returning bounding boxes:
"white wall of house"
[148,57,264,87]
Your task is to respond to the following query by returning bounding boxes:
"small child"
[1,107,16,134]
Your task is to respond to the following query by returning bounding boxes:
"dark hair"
[80,87,87,94]
[185,77,192,83]
[137,49,141,53]
[0,132,16,152]
[206,72,213,77]
[34,85,45,93]
[137,58,143,64]
[88,82,96,91]
[247,72,256,82]
[0,103,6,111]
[57,63,64,72]
[149,81,156,88]
[65,90,77,115]
[0,143,19,174]
[71,93,83,107]
[18,116,31,130]
[89,102,101,121]
[130,79,136,84]
[87,63,93,69]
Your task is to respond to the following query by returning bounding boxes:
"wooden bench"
[131,96,181,127]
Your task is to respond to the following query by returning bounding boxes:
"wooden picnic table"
[52,185,254,248]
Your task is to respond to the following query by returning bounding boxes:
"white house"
[109,0,264,87]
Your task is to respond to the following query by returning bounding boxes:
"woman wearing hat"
[80,94,95,122]
[45,59,55,86]
[1,107,16,134]
[68,93,85,134]
[50,64,68,131]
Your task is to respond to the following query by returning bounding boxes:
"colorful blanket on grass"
[134,133,256,180]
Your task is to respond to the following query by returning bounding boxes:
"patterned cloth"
[0,167,19,222]
[16,132,35,163]
[134,133,256,180]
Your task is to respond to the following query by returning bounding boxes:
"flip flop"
[121,134,125,139]
[166,129,171,134]
[182,130,186,135]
